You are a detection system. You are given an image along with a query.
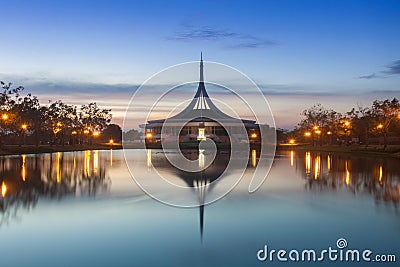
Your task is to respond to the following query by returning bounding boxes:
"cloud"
[359,59,400,79]
[359,73,378,79]
[384,59,400,75]
[167,24,277,49]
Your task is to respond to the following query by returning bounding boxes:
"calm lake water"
[0,149,398,267]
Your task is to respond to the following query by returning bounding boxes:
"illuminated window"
[198,128,206,140]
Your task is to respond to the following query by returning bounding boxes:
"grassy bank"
[0,143,122,156]
[278,144,400,158]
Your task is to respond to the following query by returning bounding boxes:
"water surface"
[0,149,398,266]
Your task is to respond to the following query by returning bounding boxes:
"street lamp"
[289,139,295,145]
[377,123,384,129]
[93,131,100,137]
[2,113,8,121]
[21,124,28,145]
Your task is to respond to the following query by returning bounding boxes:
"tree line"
[0,81,114,147]
[286,98,400,149]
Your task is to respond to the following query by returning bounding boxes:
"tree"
[123,129,141,141]
[47,100,78,145]
[100,124,122,142]
[80,103,111,132]
[370,98,400,149]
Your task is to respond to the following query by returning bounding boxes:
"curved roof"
[148,54,256,125]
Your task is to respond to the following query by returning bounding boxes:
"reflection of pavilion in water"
[147,149,259,240]
[288,150,399,206]
[0,150,112,225]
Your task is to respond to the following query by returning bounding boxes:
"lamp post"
[327,131,332,145]
[1,113,9,148]
[304,131,312,146]
[314,129,322,146]
[21,124,28,146]
[109,138,114,149]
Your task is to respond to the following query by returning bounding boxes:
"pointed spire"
[200,52,204,82]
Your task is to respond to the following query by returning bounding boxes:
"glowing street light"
[250,133,258,139]
[109,139,114,144]
[313,126,319,130]
[304,132,311,137]
[315,129,322,135]
[83,129,90,134]
[2,113,8,121]
[344,121,350,127]
[71,130,77,135]
[327,131,332,135]
[289,139,295,145]
[92,131,100,137]
[21,124,28,130]
[377,123,384,129]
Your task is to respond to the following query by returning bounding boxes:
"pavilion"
[144,54,263,144]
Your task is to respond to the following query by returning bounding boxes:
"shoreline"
[1,143,399,158]
[277,144,400,158]
[0,144,122,156]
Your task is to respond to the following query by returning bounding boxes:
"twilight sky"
[1,0,399,129]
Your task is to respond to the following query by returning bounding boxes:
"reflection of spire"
[195,177,207,241]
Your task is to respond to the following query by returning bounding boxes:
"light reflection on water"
[0,149,399,267]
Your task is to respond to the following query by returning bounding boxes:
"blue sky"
[1,0,399,128]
